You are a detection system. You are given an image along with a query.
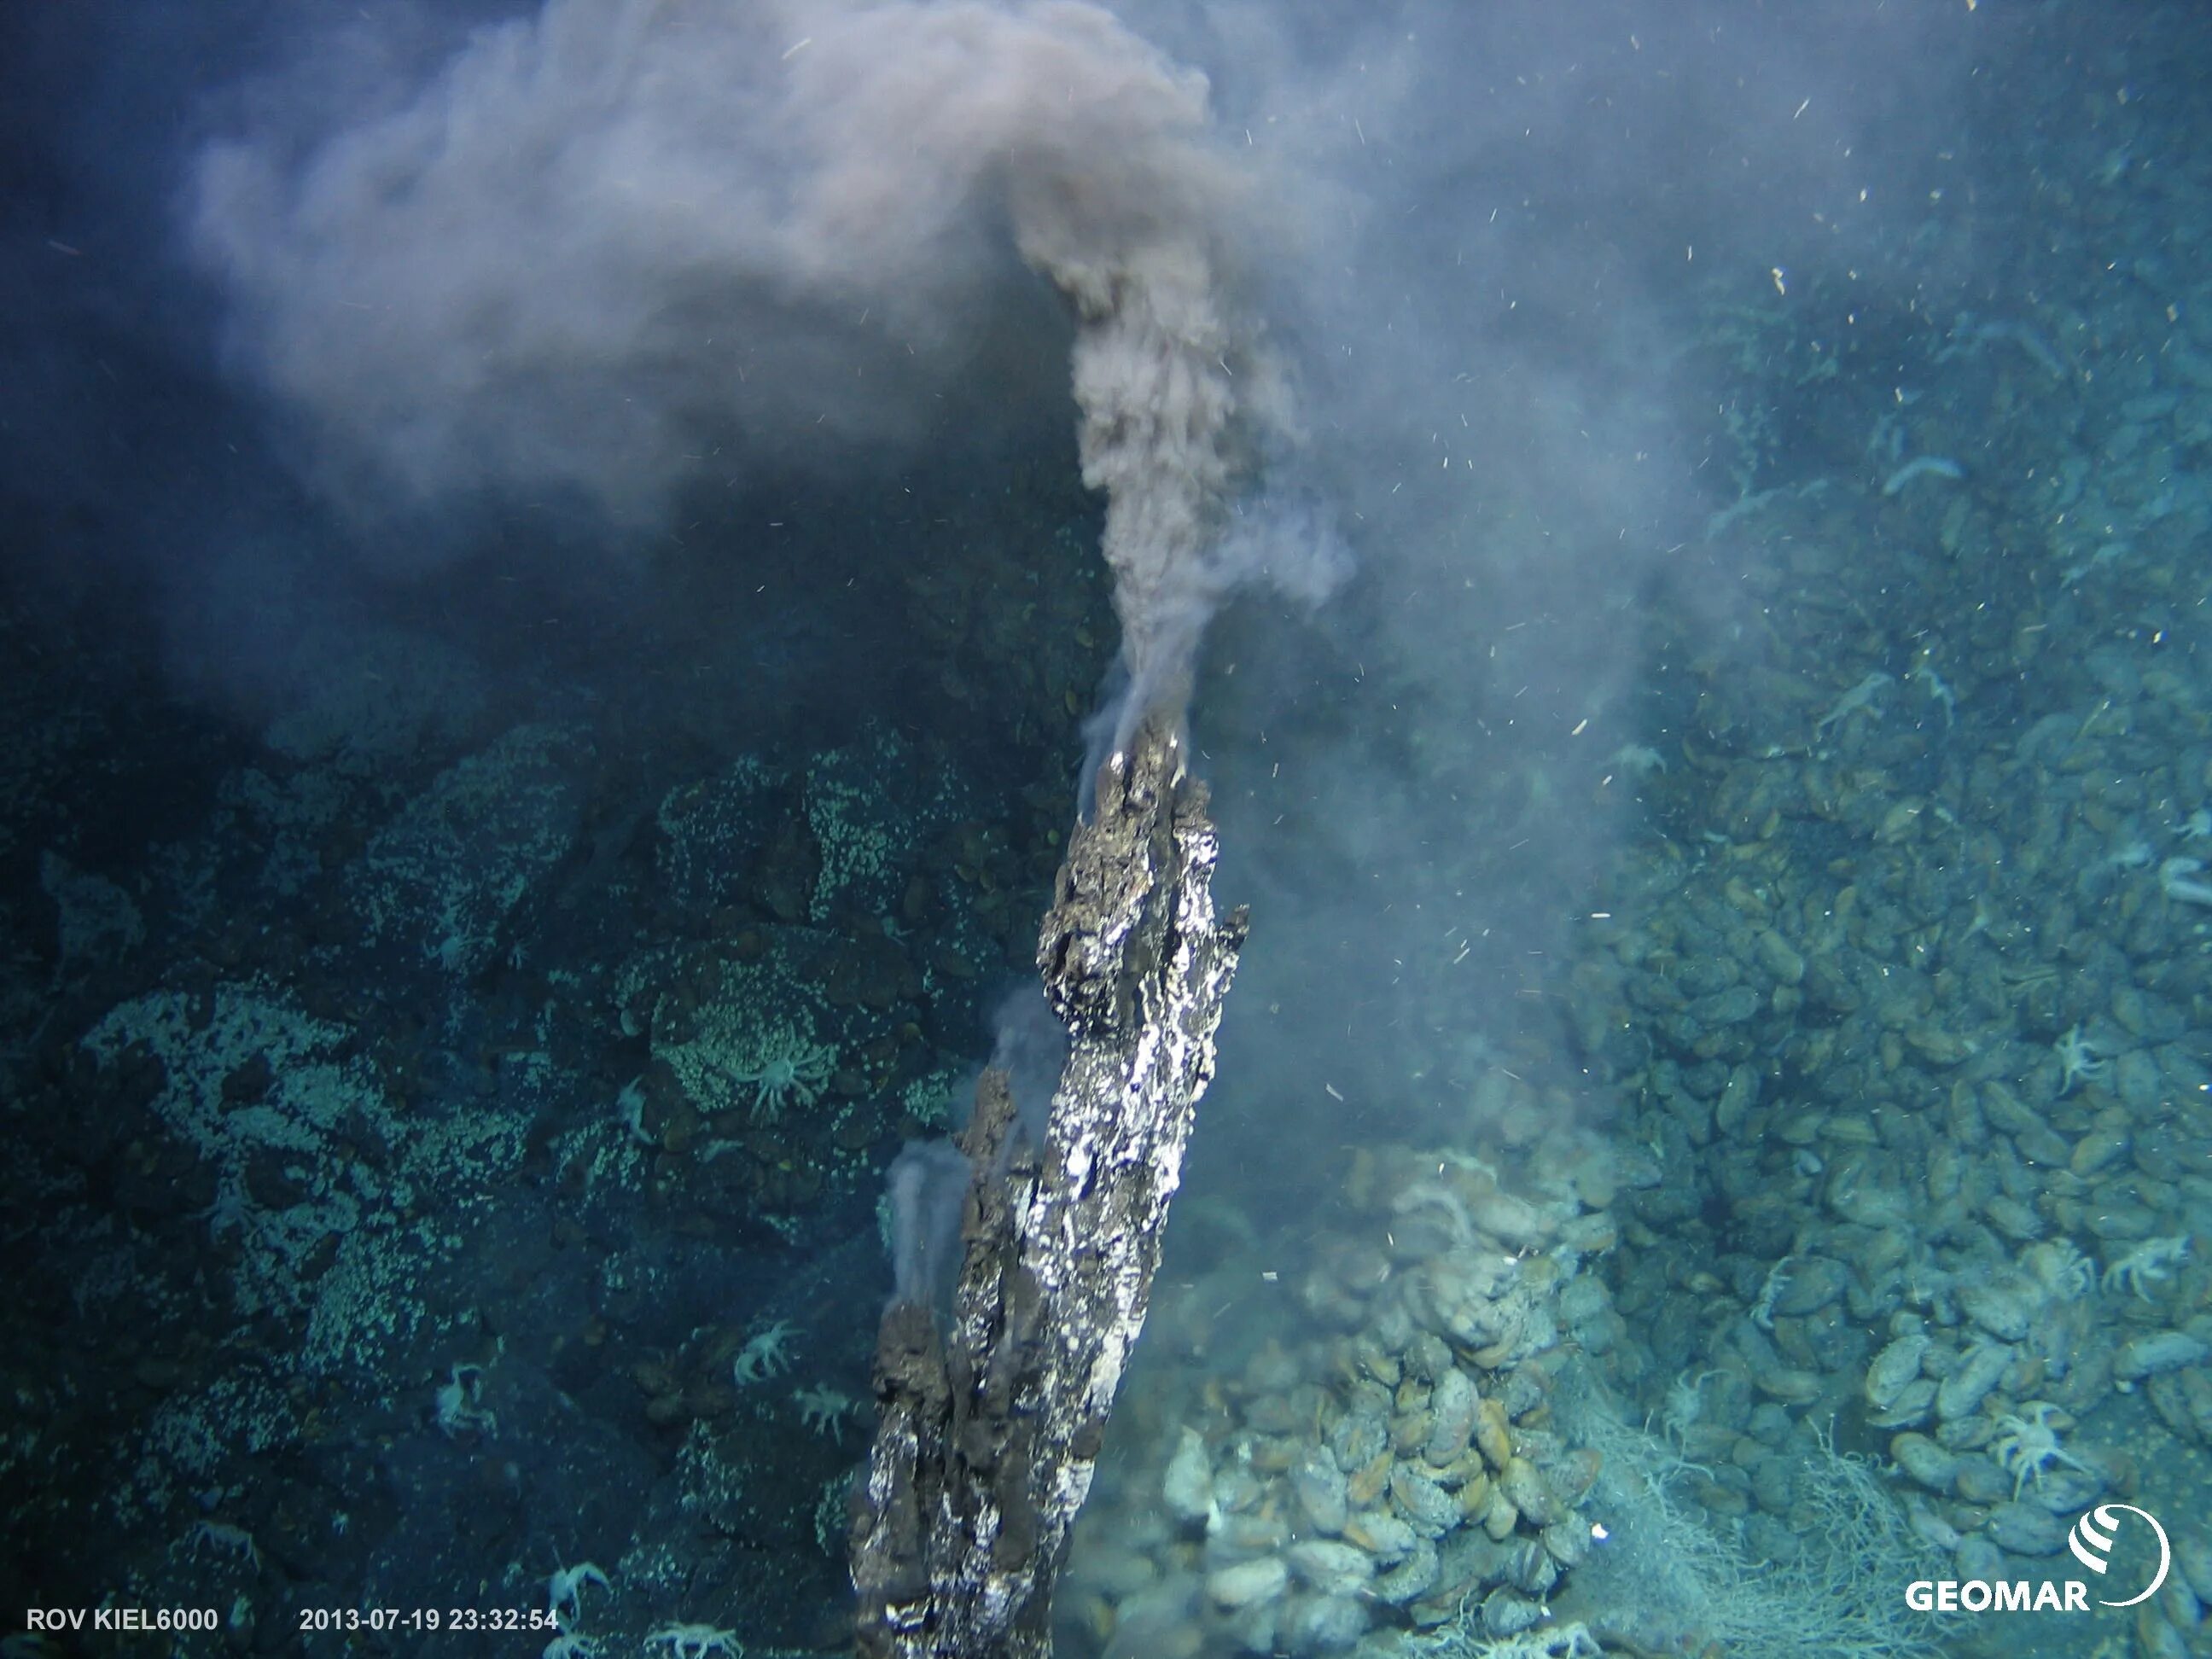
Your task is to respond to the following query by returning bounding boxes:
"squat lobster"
[731,1320,797,1387]
[645,1625,742,1659]
[1989,1402,2093,1500]
[2103,1235,2190,1301]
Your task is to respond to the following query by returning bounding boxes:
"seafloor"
[7,4,2212,1659]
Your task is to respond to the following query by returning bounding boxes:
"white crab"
[2102,1235,2191,1301]
[730,1035,836,1123]
[731,1320,797,1386]
[2053,1025,2108,1095]
[1989,1402,2093,1499]
[545,1561,608,1622]
[794,1383,855,1440]
[1656,1368,1725,1448]
[2023,1238,2093,1302]
[645,1625,741,1659]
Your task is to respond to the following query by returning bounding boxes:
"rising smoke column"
[190,0,1336,736]
[1002,91,1300,739]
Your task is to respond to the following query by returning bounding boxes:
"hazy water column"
[190,0,1339,731]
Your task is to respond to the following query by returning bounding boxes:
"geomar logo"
[1906,1504,2171,1616]
[2067,1503,2171,1609]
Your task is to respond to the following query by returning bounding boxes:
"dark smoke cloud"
[190,0,1346,732]
[1071,0,1994,1161]
[7,0,1994,1158]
